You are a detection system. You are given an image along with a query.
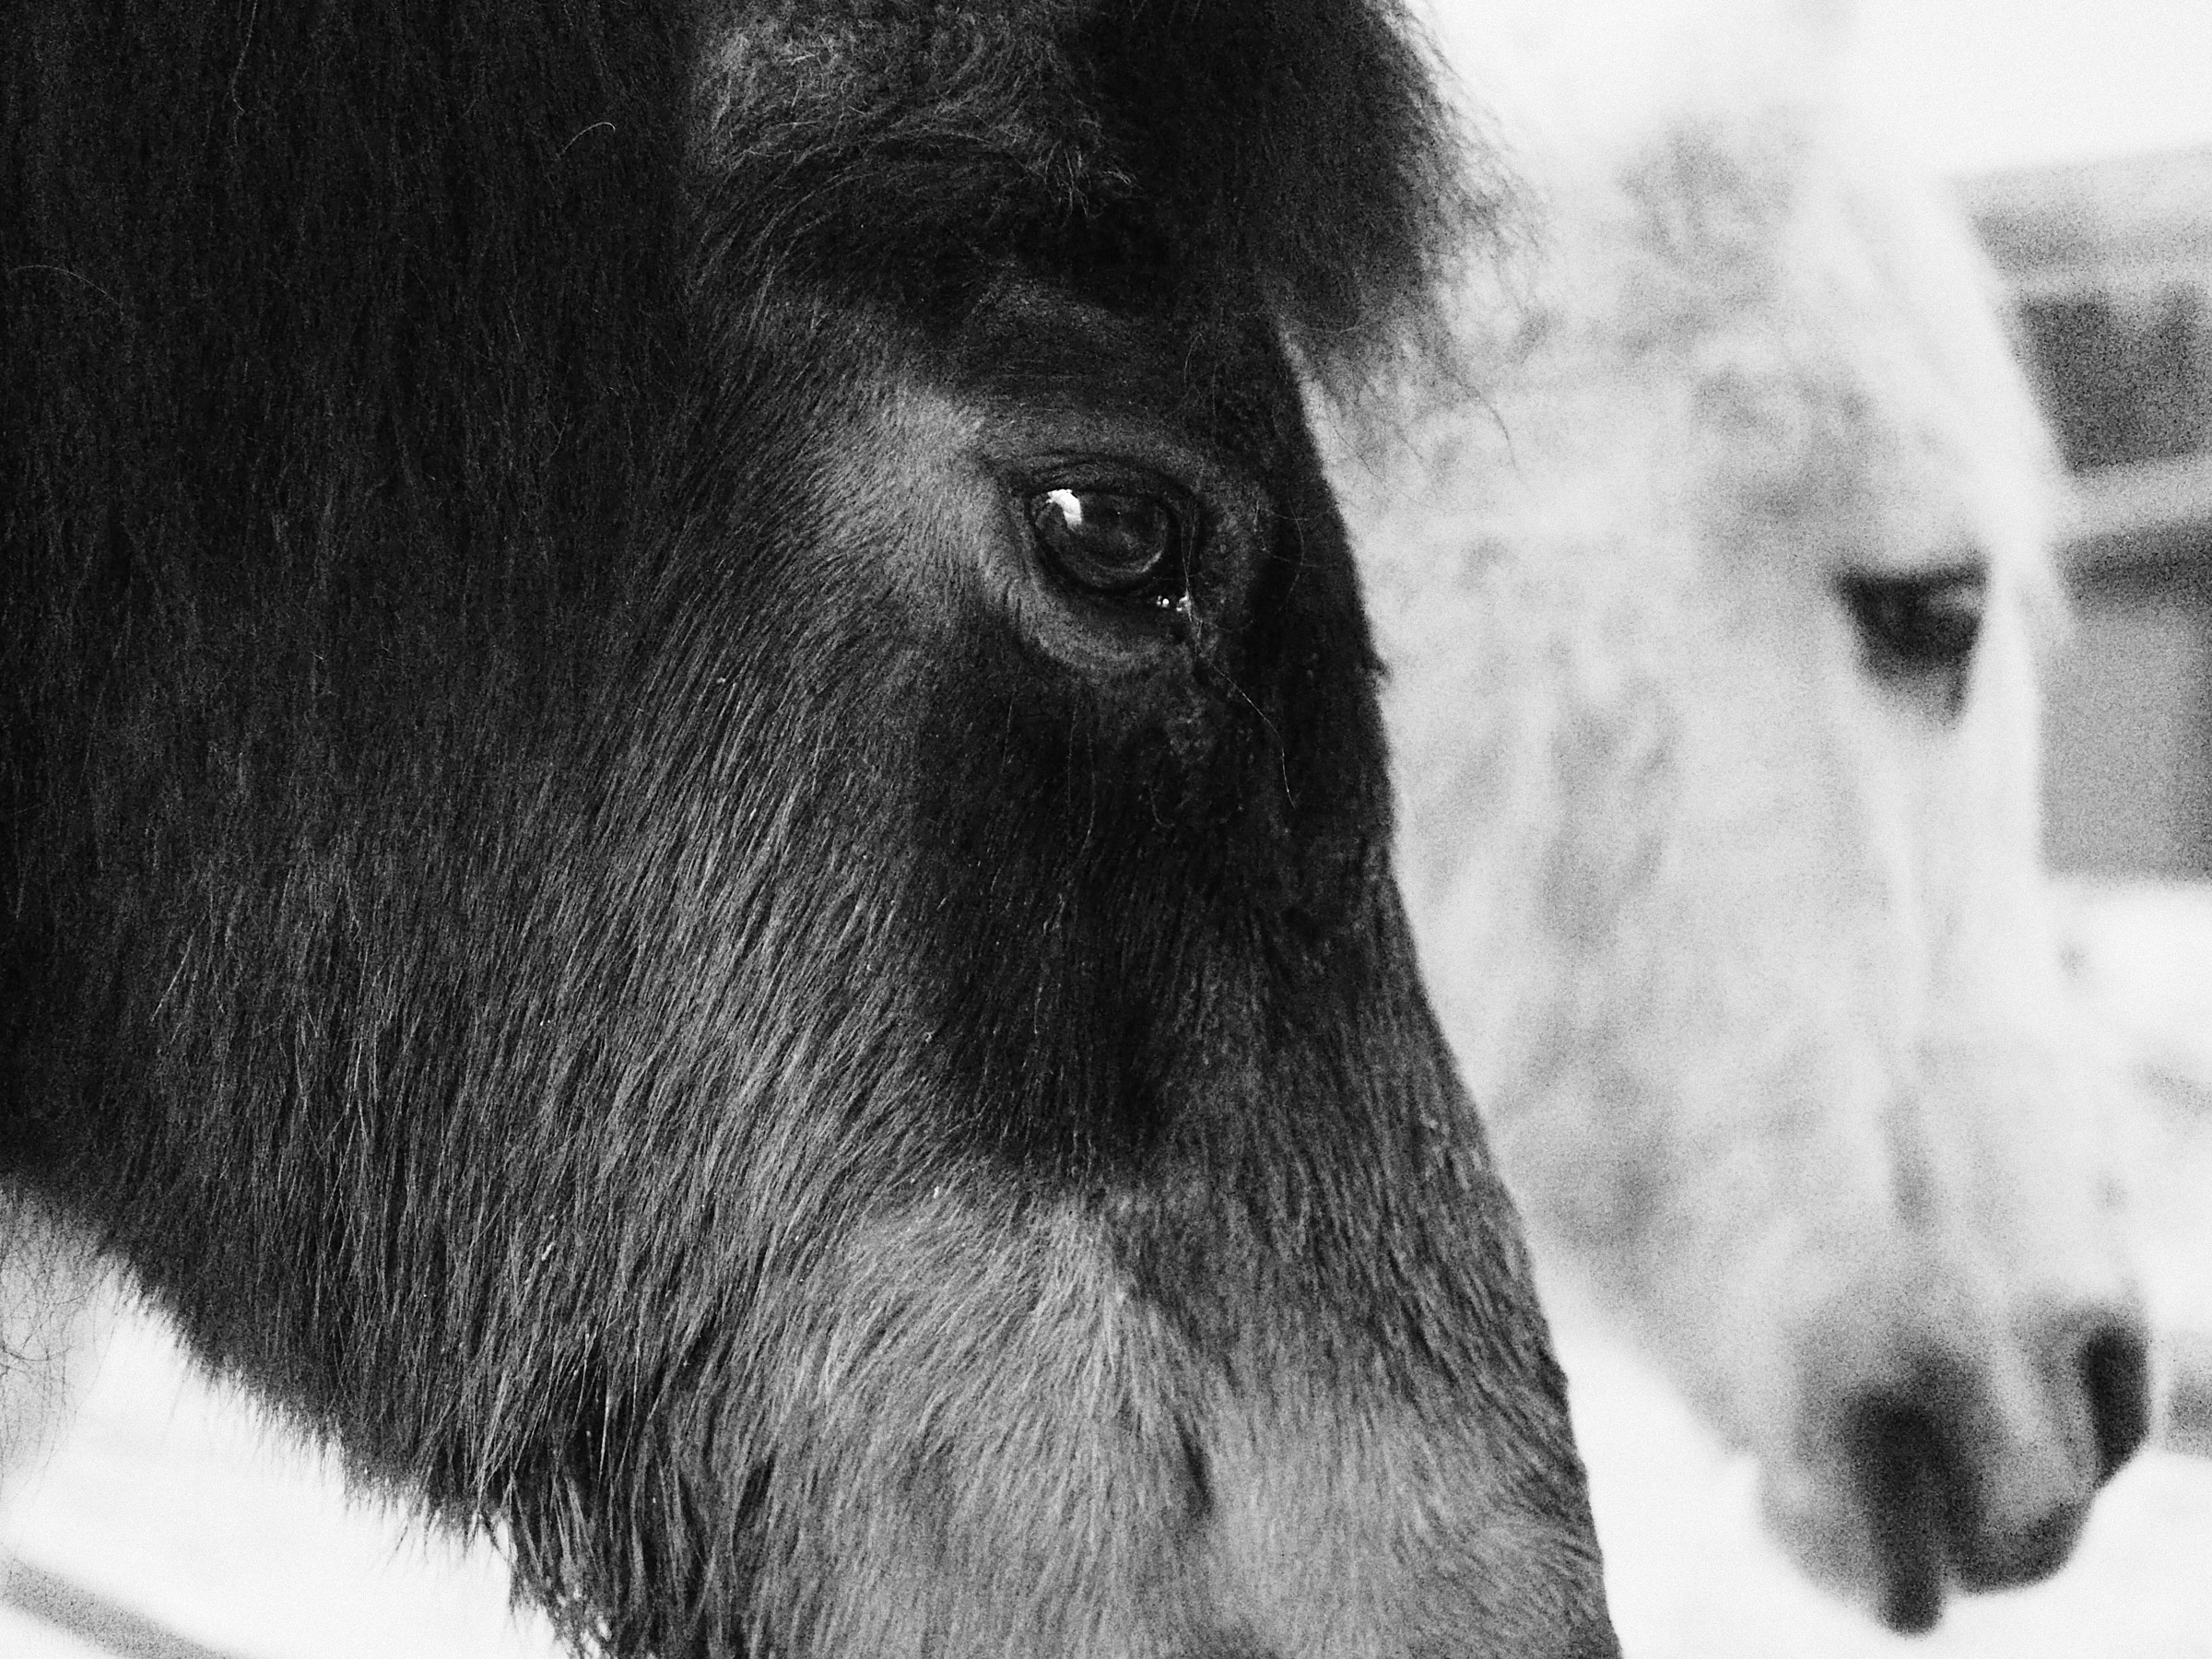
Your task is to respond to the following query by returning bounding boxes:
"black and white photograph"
[4,2,2208,1654]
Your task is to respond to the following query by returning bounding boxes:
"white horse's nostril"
[1841,1393,1948,1633]
[2077,1318,2153,1481]
[1840,1318,2145,1632]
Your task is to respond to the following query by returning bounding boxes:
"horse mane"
[697,0,1495,394]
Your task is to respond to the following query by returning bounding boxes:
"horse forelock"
[693,0,1491,390]
[1505,108,2059,609]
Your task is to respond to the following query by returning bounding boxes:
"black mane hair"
[697,0,1488,384]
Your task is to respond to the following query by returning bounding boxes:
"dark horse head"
[2,2,1617,1653]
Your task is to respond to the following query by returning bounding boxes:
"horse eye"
[1027,484,1188,608]
[1840,570,1987,677]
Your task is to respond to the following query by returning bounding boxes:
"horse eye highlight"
[1840,569,1987,679]
[1028,484,1188,609]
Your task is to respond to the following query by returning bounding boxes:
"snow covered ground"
[0,1300,559,1659]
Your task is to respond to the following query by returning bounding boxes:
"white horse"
[1336,0,2153,1632]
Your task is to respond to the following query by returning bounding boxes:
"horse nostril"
[1842,1393,1949,1633]
[2079,1320,2153,1482]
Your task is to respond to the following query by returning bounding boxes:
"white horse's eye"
[1839,569,1987,704]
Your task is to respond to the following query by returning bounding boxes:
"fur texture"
[2,3,1613,1654]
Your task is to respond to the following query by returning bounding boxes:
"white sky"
[1844,0,2212,176]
